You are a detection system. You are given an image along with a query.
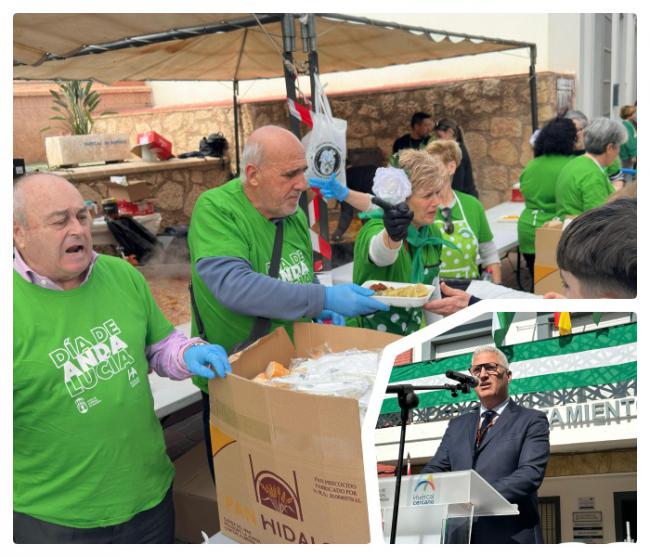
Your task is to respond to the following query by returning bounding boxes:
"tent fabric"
[14,14,528,83]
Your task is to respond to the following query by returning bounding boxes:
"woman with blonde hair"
[310,149,452,334]
[425,140,502,283]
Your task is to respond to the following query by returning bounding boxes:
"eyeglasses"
[468,362,508,376]
[441,207,454,234]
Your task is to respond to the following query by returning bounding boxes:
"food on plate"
[372,283,429,298]
[369,282,388,292]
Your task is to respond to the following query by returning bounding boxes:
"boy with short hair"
[555,198,636,298]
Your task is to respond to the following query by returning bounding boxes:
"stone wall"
[53,158,231,229]
[546,449,636,477]
[89,71,571,208]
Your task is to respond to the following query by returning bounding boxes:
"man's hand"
[309,176,349,202]
[324,284,389,317]
[383,201,413,242]
[423,281,471,316]
[315,309,346,326]
[183,343,232,379]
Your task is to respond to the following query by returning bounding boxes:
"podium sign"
[378,470,518,544]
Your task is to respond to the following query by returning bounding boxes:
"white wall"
[539,472,636,543]
[149,13,582,107]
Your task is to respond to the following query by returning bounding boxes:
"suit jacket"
[421,399,550,543]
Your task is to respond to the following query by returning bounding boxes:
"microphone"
[445,370,479,388]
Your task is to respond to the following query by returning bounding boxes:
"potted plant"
[42,80,130,167]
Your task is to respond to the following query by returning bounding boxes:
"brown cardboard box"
[534,220,564,295]
[173,442,220,543]
[107,180,152,202]
[45,133,131,167]
[208,323,401,544]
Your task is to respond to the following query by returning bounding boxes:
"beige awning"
[14,14,531,83]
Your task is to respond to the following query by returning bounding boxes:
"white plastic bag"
[302,76,347,185]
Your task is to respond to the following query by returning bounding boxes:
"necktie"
[475,410,497,447]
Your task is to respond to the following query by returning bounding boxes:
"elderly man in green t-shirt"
[188,125,388,478]
[13,173,232,543]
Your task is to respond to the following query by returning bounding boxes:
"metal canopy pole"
[303,14,331,270]
[281,14,302,140]
[529,44,539,132]
[232,79,240,175]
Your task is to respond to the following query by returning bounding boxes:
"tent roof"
[14,13,534,83]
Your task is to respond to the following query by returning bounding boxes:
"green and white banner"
[381,323,637,416]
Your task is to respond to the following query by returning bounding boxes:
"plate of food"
[362,280,436,308]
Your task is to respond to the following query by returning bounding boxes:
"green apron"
[435,192,480,279]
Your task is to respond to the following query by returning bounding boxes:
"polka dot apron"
[435,192,480,279]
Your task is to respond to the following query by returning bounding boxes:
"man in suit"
[422,345,550,543]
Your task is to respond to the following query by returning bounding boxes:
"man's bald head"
[240,126,308,219]
[14,173,84,227]
[241,126,304,184]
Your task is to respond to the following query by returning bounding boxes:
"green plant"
[41,80,114,135]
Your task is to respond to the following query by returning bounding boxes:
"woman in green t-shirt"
[516,117,576,274]
[425,139,502,283]
[555,117,628,219]
[619,104,637,169]
[310,149,452,335]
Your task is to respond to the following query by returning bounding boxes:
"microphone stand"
[387,380,473,544]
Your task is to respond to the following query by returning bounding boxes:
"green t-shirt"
[351,219,442,335]
[517,154,573,253]
[188,178,314,393]
[620,120,636,161]
[13,256,175,528]
[555,155,615,219]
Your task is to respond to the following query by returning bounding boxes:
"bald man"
[13,174,232,543]
[188,126,388,476]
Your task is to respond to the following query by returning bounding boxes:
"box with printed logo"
[208,323,401,544]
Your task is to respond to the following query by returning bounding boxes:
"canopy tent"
[14,13,534,81]
[14,13,539,268]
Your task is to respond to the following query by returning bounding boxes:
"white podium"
[378,470,519,543]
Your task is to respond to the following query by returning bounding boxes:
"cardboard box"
[131,131,173,161]
[173,442,220,543]
[107,179,152,202]
[208,323,401,544]
[45,133,131,167]
[534,220,564,294]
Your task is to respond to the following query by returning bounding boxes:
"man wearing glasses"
[422,346,550,543]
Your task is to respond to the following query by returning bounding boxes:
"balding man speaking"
[188,125,389,475]
[13,174,232,543]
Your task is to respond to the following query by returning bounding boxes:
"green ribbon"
[407,225,459,283]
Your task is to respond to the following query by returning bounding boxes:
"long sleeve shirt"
[13,248,199,380]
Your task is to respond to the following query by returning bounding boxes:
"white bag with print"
[302,76,347,185]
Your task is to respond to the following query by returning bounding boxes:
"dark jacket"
[422,399,550,543]
[452,143,479,198]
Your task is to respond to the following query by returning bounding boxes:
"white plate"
[362,280,435,308]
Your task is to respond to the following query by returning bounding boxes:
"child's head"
[556,198,636,298]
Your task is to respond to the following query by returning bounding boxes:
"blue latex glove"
[309,176,349,202]
[315,309,347,326]
[323,284,389,317]
[183,343,232,379]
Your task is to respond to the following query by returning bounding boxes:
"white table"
[148,322,202,418]
[327,201,525,285]
[484,201,525,258]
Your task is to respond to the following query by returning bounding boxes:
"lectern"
[378,470,519,543]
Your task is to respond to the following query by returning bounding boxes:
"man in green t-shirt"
[188,125,388,478]
[13,174,232,543]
